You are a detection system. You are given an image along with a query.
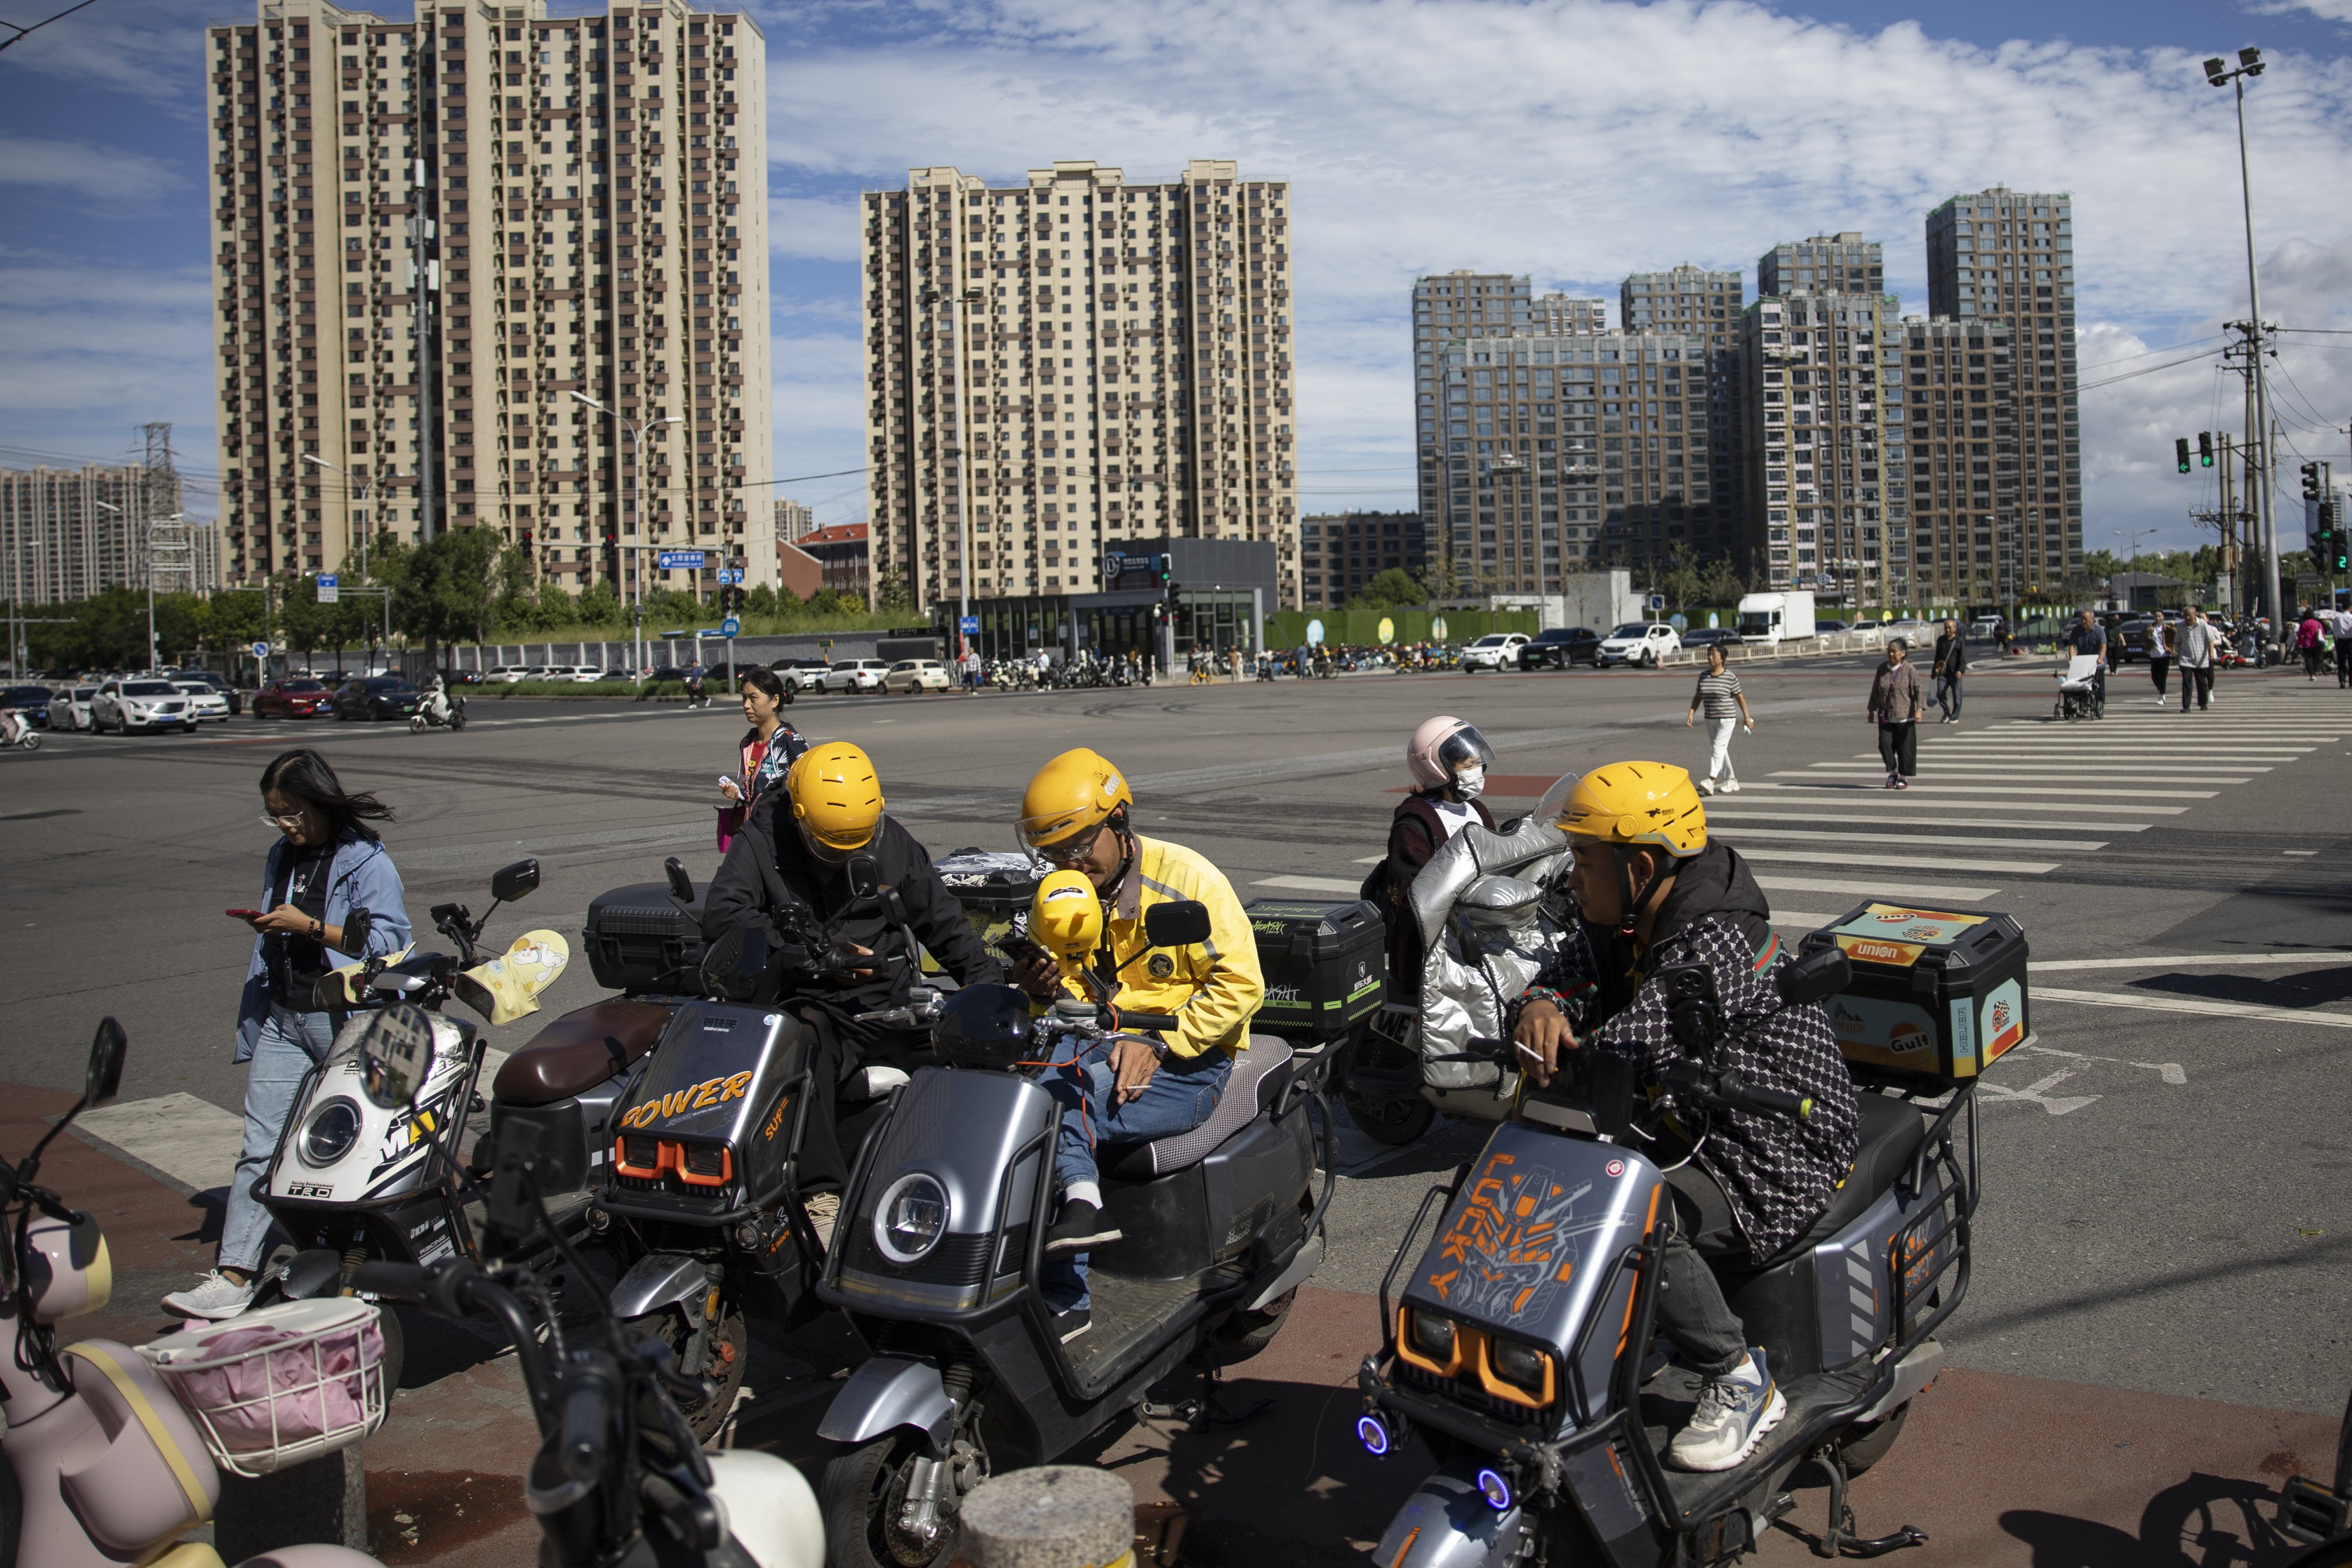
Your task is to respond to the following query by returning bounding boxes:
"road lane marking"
[1804,766,2251,784]
[2034,986,2352,1029]
[1737,847,2063,874]
[1758,779,2216,799]
[1253,875,1372,895]
[1708,810,2157,832]
[2031,952,2350,971]
[1722,827,2107,851]
[76,1093,244,1196]
[1750,873,1998,902]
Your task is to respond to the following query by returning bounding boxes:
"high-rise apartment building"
[1435,329,1710,590]
[204,0,775,602]
[1757,231,1883,298]
[862,159,1297,611]
[1299,510,1430,608]
[1623,265,1747,565]
[1413,273,1528,581]
[773,496,813,543]
[1740,285,1908,604]
[0,464,171,605]
[1534,293,1607,335]
[1895,315,2019,603]
[1925,187,2081,588]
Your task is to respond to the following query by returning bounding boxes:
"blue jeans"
[222,1004,334,1273]
[1041,1040,1230,1311]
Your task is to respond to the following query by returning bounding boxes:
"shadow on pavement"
[2002,1469,2307,1566]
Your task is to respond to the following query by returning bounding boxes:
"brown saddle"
[495,997,674,1106]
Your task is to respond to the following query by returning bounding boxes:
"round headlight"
[299,1096,364,1168]
[872,1173,950,1265]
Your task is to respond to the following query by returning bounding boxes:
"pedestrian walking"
[2145,613,2173,705]
[717,666,806,853]
[2297,609,2327,681]
[1931,619,1968,723]
[164,750,412,1320]
[1867,638,1926,790]
[1993,616,2011,656]
[962,646,982,694]
[1685,645,1754,795]
[2064,609,2108,711]
[2330,603,2352,689]
[2176,606,2218,712]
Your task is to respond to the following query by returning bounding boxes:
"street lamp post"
[95,499,180,671]
[573,392,681,682]
[2205,47,2283,635]
[2113,527,2158,611]
[302,455,391,666]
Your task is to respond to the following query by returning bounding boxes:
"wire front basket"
[137,1297,387,1477]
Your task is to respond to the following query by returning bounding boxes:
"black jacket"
[1933,633,1968,679]
[701,790,1005,1012]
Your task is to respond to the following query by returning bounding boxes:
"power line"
[2072,347,2227,395]
[0,0,101,53]
[2078,333,2225,373]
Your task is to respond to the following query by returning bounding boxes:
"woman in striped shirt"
[1685,644,1755,795]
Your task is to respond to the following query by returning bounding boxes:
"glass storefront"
[939,588,1263,667]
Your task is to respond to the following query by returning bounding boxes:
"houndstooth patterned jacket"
[1521,914,1861,1261]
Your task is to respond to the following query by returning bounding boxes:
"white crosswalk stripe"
[1712,689,2332,913]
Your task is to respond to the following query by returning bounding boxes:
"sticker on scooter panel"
[1825,994,1938,1065]
[1604,1159,1624,1178]
[1979,978,2026,1064]
[1422,1149,1612,1323]
[616,1071,755,1130]
[283,1181,333,1200]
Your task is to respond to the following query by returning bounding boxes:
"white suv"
[822,659,891,694]
[93,678,194,733]
[171,680,233,724]
[1457,632,1531,672]
[1597,623,1683,668]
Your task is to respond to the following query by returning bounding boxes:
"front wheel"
[628,1296,748,1449]
[821,1432,964,1568]
[1836,1401,1910,1476]
[1343,1088,1434,1146]
[21,733,38,752]
[449,711,466,731]
[409,715,426,733]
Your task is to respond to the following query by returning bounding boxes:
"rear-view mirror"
[663,856,695,903]
[1778,947,1852,1008]
[699,925,769,1003]
[846,855,882,901]
[357,1002,436,1110]
[1144,900,1212,948]
[491,858,540,903]
[85,1019,125,1107]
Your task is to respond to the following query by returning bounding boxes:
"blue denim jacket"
[233,832,413,1061]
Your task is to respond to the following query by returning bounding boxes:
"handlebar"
[1713,1068,1814,1122]
[1110,1010,1181,1034]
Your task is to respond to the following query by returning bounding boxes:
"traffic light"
[2302,462,2322,500]
[2175,438,2192,474]
[2197,431,2214,468]
[1156,553,1174,589]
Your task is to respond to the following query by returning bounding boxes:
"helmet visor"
[1436,725,1496,776]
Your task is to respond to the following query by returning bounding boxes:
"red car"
[253,678,333,720]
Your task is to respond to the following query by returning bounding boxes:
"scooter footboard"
[1372,1459,1525,1568]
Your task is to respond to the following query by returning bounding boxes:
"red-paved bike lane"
[25,1079,2333,1566]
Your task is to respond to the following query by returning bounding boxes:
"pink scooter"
[0,1019,384,1568]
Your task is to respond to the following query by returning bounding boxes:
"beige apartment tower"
[1622,265,1747,564]
[863,159,1297,610]
[1925,187,2081,594]
[1897,315,2021,604]
[204,0,774,599]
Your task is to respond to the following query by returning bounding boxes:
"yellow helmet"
[788,741,885,852]
[1017,747,1133,851]
[1555,762,1708,859]
[1030,868,1103,967]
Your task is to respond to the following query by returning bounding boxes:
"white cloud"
[2,0,202,111]
[0,254,215,469]
[0,136,182,202]
[2245,1,2352,24]
[768,196,862,261]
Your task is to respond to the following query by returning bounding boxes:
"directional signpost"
[657,550,706,571]
[960,615,979,635]
[315,574,339,604]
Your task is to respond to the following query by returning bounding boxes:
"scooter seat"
[495,997,673,1106]
[1100,1036,1294,1179]
[1758,1092,1927,1269]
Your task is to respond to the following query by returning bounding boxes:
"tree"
[1659,545,1704,611]
[1354,567,1424,611]
[395,527,502,650]
[575,580,624,627]
[873,570,914,616]
[1696,555,1745,608]
[744,583,778,618]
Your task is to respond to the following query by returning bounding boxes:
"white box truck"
[1736,591,1817,645]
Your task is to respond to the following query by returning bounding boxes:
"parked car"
[484,665,531,684]
[2,684,56,730]
[169,680,233,724]
[1517,627,1604,670]
[821,659,890,694]
[883,658,952,694]
[1968,615,2002,640]
[768,658,830,696]
[2109,613,2150,665]
[1596,622,1683,668]
[596,667,639,685]
[1457,632,1532,672]
[91,678,194,734]
[1816,618,1851,635]
[332,675,423,722]
[1880,618,1933,648]
[535,664,601,683]
[645,665,687,685]
[168,669,244,715]
[440,668,486,687]
[46,685,99,732]
[1681,627,1745,651]
[253,678,334,720]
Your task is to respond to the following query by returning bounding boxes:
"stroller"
[2053,651,2104,721]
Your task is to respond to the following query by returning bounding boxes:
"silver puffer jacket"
[1411,804,1575,1092]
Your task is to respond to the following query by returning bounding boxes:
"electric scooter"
[1353,947,1973,1567]
[808,895,1336,1568]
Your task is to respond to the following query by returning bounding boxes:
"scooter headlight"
[299,1096,365,1168]
[1490,1338,1553,1395]
[873,1172,951,1265]
[1409,1309,1457,1362]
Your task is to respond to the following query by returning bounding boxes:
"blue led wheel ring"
[1475,1467,1513,1511]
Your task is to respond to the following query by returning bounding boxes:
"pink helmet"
[1407,716,1496,790]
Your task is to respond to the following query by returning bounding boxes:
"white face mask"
[1453,764,1486,801]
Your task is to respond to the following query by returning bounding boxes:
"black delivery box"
[584,883,707,992]
[1242,898,1385,1043]
[932,849,1045,971]
[1797,901,2031,1086]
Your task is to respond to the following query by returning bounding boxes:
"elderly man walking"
[1868,638,1928,790]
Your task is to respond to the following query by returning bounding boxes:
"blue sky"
[6,0,2352,556]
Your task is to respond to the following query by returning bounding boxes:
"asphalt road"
[4,651,2349,1431]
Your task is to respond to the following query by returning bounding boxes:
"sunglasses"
[259,810,308,830]
[1036,822,1108,867]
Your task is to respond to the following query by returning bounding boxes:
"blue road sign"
[657,550,707,570]
[720,617,740,637]
[250,642,271,660]
[1646,593,1666,613]
[715,568,743,585]
[959,615,980,634]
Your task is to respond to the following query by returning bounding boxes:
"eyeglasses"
[1036,822,1107,867]
[259,810,307,830]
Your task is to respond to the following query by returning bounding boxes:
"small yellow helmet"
[1555,761,1707,858]
[1017,748,1133,851]
[1030,868,1104,968]
[788,741,885,852]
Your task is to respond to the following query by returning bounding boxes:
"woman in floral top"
[717,666,808,851]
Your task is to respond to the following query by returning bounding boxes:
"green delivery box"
[1242,898,1386,1044]
[1797,902,2032,1086]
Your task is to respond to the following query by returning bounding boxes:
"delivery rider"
[1011,747,1265,1343]
[1512,761,1859,1473]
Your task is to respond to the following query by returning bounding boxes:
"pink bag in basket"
[165,1314,383,1452]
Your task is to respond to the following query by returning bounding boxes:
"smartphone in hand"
[226,908,264,921]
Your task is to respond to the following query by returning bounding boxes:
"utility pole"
[2207,48,2282,635]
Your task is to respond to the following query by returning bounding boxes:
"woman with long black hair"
[162,749,413,1319]
[715,665,807,853]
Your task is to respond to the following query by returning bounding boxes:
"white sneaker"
[1720,779,1741,794]
[161,1270,256,1320]
[1669,1350,1787,1472]
[805,1192,840,1251]
[1697,778,1716,796]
